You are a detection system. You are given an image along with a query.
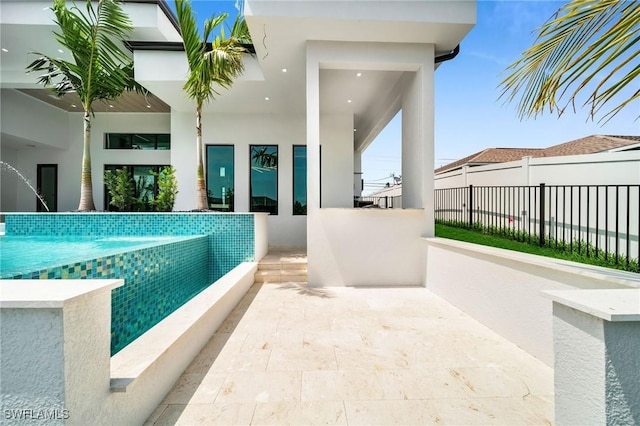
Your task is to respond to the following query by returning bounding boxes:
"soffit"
[16,89,170,113]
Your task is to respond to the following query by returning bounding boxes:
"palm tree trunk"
[195,105,208,210]
[78,111,96,211]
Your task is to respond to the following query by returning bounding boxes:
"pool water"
[0,235,182,277]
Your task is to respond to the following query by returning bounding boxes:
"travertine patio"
[145,277,554,425]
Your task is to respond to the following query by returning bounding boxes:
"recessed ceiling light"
[356,72,362,77]
[71,104,76,108]
[146,104,151,108]
[281,68,287,73]
[57,49,64,53]
[347,99,352,103]
[1,48,8,53]
[109,104,114,108]
[265,97,270,101]
[353,128,357,132]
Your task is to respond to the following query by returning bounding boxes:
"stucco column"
[353,151,362,199]
[0,279,122,425]
[544,289,640,425]
[306,46,320,214]
[401,47,434,220]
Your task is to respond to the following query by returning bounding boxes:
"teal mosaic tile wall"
[3,213,258,354]
[4,213,256,278]
[5,236,209,355]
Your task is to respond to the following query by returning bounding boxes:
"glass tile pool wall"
[5,213,256,279]
[3,213,257,354]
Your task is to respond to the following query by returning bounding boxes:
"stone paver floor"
[145,282,554,425]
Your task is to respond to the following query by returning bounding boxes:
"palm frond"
[26,0,135,112]
[175,0,249,106]
[499,0,640,123]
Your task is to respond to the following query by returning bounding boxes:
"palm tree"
[499,0,639,123]
[26,0,139,211]
[175,0,251,210]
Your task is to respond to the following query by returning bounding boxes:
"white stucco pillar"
[354,151,363,198]
[306,46,321,215]
[171,111,197,211]
[401,46,434,231]
[0,280,123,424]
[544,289,640,425]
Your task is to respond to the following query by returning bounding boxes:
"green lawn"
[434,223,639,273]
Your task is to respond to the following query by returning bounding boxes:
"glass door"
[37,164,57,212]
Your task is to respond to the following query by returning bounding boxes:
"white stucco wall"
[0,147,19,212]
[171,111,353,248]
[424,238,636,366]
[309,208,427,286]
[1,89,69,150]
[1,97,170,212]
[545,290,640,425]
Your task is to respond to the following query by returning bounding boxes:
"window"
[103,165,167,211]
[206,145,234,212]
[37,164,57,212]
[250,145,278,214]
[293,145,306,215]
[105,133,170,150]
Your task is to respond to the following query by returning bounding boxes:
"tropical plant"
[26,0,142,211]
[133,174,154,211]
[175,0,251,210]
[499,0,639,123]
[152,166,179,212]
[104,168,135,211]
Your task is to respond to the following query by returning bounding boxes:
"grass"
[435,223,639,273]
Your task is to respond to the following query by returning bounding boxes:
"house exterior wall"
[1,93,354,248]
[1,89,69,150]
[171,111,353,248]
[1,94,171,212]
[306,41,434,286]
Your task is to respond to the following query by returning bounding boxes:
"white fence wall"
[434,152,640,261]
[435,151,640,188]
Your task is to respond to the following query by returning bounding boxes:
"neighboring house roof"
[542,135,640,157]
[436,134,640,174]
[435,148,544,174]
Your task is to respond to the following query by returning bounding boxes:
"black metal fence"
[354,195,402,209]
[435,184,640,271]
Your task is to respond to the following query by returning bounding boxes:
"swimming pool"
[2,234,211,354]
[1,235,187,277]
[2,212,258,354]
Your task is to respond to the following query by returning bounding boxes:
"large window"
[103,165,168,211]
[293,145,306,215]
[206,145,234,212]
[105,133,170,150]
[250,145,278,215]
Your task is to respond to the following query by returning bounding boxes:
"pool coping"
[110,261,258,392]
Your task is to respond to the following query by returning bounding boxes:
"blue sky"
[362,1,639,192]
[170,1,639,193]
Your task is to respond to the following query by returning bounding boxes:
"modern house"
[3,3,640,424]
[0,0,476,287]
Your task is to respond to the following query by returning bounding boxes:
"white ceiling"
[1,0,475,145]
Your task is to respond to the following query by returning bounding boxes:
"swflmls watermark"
[4,409,70,421]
